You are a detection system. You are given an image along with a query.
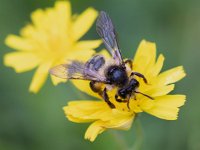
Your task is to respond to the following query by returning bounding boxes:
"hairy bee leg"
[124,59,133,69]
[103,88,116,109]
[90,81,115,108]
[126,95,132,109]
[130,72,148,84]
[135,91,154,100]
[127,99,130,110]
[89,81,102,94]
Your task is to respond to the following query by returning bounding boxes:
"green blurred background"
[0,0,199,150]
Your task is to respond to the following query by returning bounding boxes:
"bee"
[50,11,153,109]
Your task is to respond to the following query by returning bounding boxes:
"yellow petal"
[67,114,95,123]
[98,49,111,59]
[55,1,71,32]
[145,84,175,97]
[4,52,40,73]
[73,40,102,50]
[84,121,106,142]
[29,62,52,93]
[157,66,186,86]
[31,9,46,30]
[51,75,67,86]
[64,100,134,142]
[106,109,134,130]
[139,99,154,110]
[133,40,156,74]
[145,105,179,120]
[45,4,70,37]
[154,95,186,107]
[151,54,165,77]
[5,35,34,51]
[20,25,51,52]
[72,8,98,41]
[63,101,133,121]
[20,24,34,38]
[63,101,111,122]
[66,49,95,62]
[84,112,134,142]
[143,95,186,120]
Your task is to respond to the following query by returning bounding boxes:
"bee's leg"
[130,72,148,84]
[126,94,131,109]
[135,91,154,100]
[89,81,102,94]
[90,81,115,108]
[102,88,116,109]
[124,59,133,69]
[127,99,130,109]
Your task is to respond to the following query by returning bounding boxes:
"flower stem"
[129,119,144,150]
[111,119,144,150]
[111,131,129,150]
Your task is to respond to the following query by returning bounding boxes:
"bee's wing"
[50,60,107,83]
[96,11,123,65]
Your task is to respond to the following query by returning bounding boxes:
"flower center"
[35,29,74,64]
[107,88,143,113]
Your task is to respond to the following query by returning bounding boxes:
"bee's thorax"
[106,65,128,87]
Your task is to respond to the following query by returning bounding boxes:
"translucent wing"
[96,11,123,65]
[50,60,107,83]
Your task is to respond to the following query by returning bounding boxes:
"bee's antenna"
[135,91,154,100]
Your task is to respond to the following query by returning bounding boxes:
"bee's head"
[106,65,128,87]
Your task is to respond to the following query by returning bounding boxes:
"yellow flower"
[63,40,186,142]
[4,1,101,93]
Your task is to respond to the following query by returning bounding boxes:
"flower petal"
[143,95,186,120]
[31,9,46,30]
[157,66,186,86]
[63,101,110,122]
[73,40,102,50]
[66,49,95,62]
[5,35,34,51]
[63,101,133,122]
[55,1,71,32]
[84,121,106,142]
[84,112,134,142]
[105,109,134,130]
[4,52,40,73]
[98,49,111,59]
[51,75,66,86]
[72,8,98,41]
[144,84,175,97]
[133,40,156,74]
[29,62,52,93]
[150,54,165,77]
[155,95,186,107]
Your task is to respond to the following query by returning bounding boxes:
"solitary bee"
[50,11,153,109]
